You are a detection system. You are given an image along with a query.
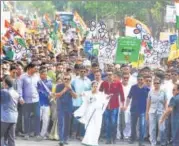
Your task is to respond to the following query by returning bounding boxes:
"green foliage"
[16,0,172,37]
[16,1,55,17]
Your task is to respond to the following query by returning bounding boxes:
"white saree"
[74,91,110,146]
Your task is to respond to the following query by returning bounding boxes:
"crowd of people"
[1,16,179,146]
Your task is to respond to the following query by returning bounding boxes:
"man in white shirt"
[117,73,132,140]
[94,70,103,91]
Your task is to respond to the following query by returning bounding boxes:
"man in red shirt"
[99,71,125,144]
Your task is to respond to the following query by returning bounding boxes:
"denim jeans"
[71,106,85,137]
[130,112,146,142]
[104,108,119,141]
[149,113,166,146]
[23,102,41,136]
[57,109,72,143]
[165,114,172,142]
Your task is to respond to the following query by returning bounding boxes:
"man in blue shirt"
[55,74,77,146]
[124,74,150,146]
[71,65,91,140]
[18,63,41,140]
[1,76,24,146]
[87,62,106,81]
[37,68,52,140]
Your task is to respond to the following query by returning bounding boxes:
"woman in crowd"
[74,81,112,146]
[146,77,167,146]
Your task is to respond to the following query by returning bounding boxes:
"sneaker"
[24,135,29,140]
[128,139,134,144]
[64,141,68,145]
[138,142,145,146]
[30,132,35,137]
[105,140,112,144]
[59,142,64,146]
[36,135,43,141]
[112,139,116,144]
[43,136,48,140]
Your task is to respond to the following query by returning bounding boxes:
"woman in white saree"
[74,81,111,146]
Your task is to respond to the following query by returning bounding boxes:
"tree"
[16,1,56,17]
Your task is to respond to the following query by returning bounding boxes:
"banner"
[84,41,93,54]
[166,5,176,23]
[168,43,179,61]
[169,34,177,44]
[160,32,172,41]
[115,37,141,64]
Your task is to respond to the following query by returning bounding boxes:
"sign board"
[115,37,141,64]
[165,5,176,23]
[169,34,177,44]
[84,41,93,54]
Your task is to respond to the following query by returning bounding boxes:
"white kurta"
[74,91,109,146]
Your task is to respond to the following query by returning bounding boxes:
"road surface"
[16,137,150,146]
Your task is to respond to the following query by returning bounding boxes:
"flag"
[175,0,179,29]
[168,43,179,61]
[125,17,152,42]
[74,11,87,31]
[44,14,51,26]
[4,20,23,38]
[15,38,27,49]
[42,14,51,28]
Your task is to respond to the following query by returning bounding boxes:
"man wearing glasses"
[124,74,150,146]
[18,63,41,140]
[99,71,125,144]
[55,74,77,146]
[71,65,91,140]
[117,73,132,140]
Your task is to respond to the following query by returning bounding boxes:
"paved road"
[16,137,150,146]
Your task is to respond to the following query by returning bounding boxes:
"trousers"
[1,122,16,146]
[40,106,50,137]
[149,113,166,146]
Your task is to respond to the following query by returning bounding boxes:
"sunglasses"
[123,77,129,80]
[146,80,152,82]
[172,73,178,76]
[64,78,70,81]
[80,71,86,73]
[107,73,113,76]
[154,82,160,84]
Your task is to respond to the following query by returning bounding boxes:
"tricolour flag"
[74,11,88,32]
[125,17,152,40]
[4,20,23,38]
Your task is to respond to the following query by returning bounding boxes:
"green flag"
[115,37,141,64]
[70,21,77,28]
[92,43,99,56]
[6,49,14,60]
[15,38,27,49]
